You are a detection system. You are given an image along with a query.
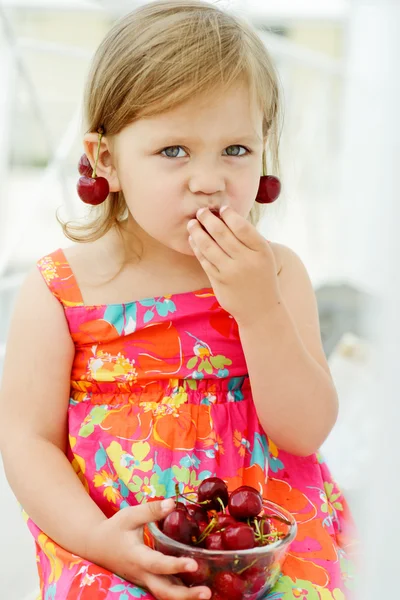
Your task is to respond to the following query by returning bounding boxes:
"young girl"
[0,1,356,599]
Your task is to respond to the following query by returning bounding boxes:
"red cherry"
[228,485,263,520]
[241,563,269,592]
[213,572,246,600]
[78,153,93,177]
[248,574,267,594]
[213,513,236,531]
[179,558,211,586]
[222,522,255,550]
[256,175,281,204]
[186,504,208,524]
[162,510,198,545]
[205,531,224,551]
[198,477,229,510]
[242,564,264,580]
[77,176,110,205]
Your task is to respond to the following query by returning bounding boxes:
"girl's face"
[112,80,264,259]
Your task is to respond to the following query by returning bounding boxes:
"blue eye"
[160,144,250,158]
[161,146,187,158]
[224,145,249,156]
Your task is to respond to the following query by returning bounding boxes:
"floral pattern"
[24,248,357,599]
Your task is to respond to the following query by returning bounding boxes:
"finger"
[188,218,229,264]
[219,205,265,251]
[123,498,175,529]
[196,208,245,258]
[135,545,198,576]
[188,235,221,279]
[144,572,211,600]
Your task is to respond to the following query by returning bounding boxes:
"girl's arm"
[238,244,338,457]
[188,207,336,457]
[0,269,207,600]
[0,268,108,557]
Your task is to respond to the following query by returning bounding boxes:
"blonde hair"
[62,0,281,243]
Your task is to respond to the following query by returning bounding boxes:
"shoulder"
[269,241,314,301]
[8,264,74,353]
[1,264,75,446]
[268,242,305,279]
[18,263,68,312]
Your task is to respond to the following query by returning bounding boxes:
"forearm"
[238,302,338,456]
[1,431,107,559]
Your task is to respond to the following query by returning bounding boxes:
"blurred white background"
[0,0,399,598]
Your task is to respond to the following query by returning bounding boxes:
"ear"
[83,132,121,193]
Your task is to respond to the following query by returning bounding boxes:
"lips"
[189,208,221,219]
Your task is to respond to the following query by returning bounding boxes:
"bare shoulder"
[269,242,331,375]
[0,265,74,447]
[269,242,309,281]
[269,241,315,308]
[16,263,70,314]
[7,262,75,366]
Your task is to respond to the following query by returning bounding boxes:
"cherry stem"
[174,483,182,507]
[263,512,291,526]
[253,517,262,542]
[92,128,104,179]
[264,531,286,543]
[176,492,201,506]
[237,558,259,576]
[262,148,266,178]
[216,497,226,513]
[195,516,217,545]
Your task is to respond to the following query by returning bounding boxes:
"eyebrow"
[150,133,263,146]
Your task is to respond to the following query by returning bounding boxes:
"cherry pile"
[155,477,291,599]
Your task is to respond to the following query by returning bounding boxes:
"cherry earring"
[77,127,110,205]
[255,150,281,204]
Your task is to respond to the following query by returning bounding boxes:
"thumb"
[123,498,176,529]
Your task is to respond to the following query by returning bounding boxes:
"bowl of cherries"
[146,477,297,600]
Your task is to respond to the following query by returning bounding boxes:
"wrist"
[82,514,110,565]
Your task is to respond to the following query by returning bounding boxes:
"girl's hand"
[86,499,211,600]
[188,206,282,327]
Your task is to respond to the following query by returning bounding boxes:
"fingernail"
[197,207,207,217]
[161,498,174,513]
[185,560,197,572]
[220,205,229,214]
[198,593,210,600]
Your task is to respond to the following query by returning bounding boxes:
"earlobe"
[82,132,121,193]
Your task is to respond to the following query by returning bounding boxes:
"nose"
[188,158,226,197]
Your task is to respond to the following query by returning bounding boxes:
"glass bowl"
[146,500,297,600]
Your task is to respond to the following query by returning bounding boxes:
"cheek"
[229,171,260,215]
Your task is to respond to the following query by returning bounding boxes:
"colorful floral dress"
[24,248,356,600]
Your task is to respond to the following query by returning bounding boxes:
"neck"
[112,216,205,279]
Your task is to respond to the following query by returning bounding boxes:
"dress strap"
[37,248,84,307]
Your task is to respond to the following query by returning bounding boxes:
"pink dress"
[24,248,356,599]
